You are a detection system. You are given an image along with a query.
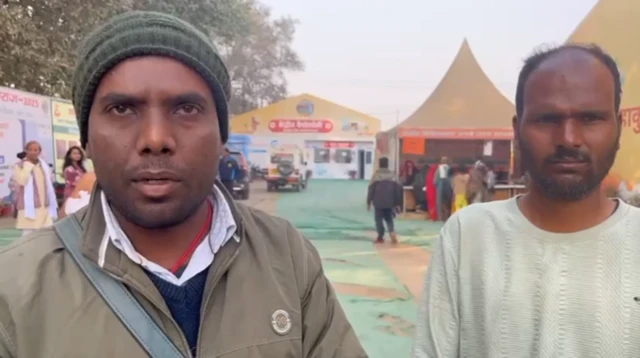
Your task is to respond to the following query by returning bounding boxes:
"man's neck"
[112,200,212,270]
[519,186,616,233]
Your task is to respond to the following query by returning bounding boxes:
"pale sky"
[263,0,599,130]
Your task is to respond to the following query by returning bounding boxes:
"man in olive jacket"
[0,11,366,358]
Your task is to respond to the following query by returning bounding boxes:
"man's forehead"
[524,51,614,107]
[529,49,610,84]
[94,56,215,104]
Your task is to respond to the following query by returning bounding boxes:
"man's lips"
[131,170,182,183]
[547,161,589,171]
[131,171,182,197]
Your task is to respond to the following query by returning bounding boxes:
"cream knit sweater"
[413,197,640,357]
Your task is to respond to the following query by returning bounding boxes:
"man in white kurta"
[12,141,57,235]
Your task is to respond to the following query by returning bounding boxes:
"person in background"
[433,156,450,220]
[426,164,438,220]
[401,160,417,186]
[9,151,27,219]
[451,166,470,214]
[62,145,88,200]
[218,147,238,195]
[368,157,402,244]
[413,44,640,358]
[61,171,97,218]
[12,141,58,236]
[466,163,488,204]
[484,163,496,201]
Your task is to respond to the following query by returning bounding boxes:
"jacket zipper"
[195,231,242,355]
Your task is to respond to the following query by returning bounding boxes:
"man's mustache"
[543,146,592,165]
[126,159,184,176]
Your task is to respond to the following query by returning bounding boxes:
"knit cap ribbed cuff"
[72,11,231,147]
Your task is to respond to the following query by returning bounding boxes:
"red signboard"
[324,141,354,149]
[268,119,333,133]
[398,127,513,140]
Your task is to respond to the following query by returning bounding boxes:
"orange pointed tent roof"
[397,39,514,130]
[567,0,640,73]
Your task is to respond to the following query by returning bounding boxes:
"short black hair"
[379,157,389,168]
[515,43,622,118]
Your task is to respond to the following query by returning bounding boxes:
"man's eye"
[582,114,602,122]
[108,105,133,115]
[176,105,199,115]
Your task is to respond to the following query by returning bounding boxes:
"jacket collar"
[75,180,245,277]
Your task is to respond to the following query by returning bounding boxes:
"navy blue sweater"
[146,269,208,354]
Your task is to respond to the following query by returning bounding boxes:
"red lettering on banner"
[268,119,333,133]
[324,141,354,149]
[0,90,40,108]
[621,107,640,134]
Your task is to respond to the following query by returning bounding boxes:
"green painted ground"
[0,229,19,246]
[275,180,441,357]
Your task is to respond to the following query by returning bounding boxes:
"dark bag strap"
[53,216,185,358]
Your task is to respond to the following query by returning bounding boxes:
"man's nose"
[557,118,585,148]
[136,111,177,155]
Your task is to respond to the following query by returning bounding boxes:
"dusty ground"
[242,184,279,213]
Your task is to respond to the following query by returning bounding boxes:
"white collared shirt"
[99,187,238,286]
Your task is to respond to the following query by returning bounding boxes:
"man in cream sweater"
[413,44,640,357]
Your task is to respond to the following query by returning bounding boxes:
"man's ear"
[84,142,92,159]
[511,114,519,150]
[616,111,622,150]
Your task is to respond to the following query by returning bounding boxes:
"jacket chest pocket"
[201,297,304,357]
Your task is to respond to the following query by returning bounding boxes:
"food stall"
[377,39,520,212]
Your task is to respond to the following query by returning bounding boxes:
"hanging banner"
[51,99,94,182]
[398,127,513,140]
[0,87,53,200]
[483,140,493,156]
[402,137,425,155]
[51,100,80,182]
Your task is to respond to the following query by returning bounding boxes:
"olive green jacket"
[0,185,367,357]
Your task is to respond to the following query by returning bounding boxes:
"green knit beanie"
[72,11,231,148]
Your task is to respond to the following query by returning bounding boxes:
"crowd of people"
[367,156,497,245]
[399,156,497,220]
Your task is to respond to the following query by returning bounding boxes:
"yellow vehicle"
[265,146,309,192]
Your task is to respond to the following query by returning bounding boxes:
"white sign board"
[0,87,53,200]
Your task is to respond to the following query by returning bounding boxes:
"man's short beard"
[518,138,617,201]
[109,196,204,230]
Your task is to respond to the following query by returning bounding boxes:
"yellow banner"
[51,100,92,182]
